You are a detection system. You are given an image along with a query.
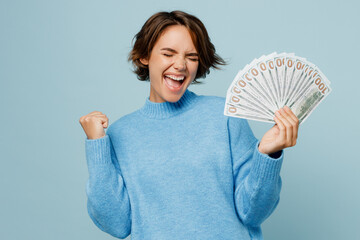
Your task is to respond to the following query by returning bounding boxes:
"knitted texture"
[85,89,283,240]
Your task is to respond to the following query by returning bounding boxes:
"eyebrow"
[160,48,198,57]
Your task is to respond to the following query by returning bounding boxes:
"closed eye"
[163,54,172,57]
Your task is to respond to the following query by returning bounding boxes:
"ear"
[140,58,149,66]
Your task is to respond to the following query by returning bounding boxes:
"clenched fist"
[79,111,109,139]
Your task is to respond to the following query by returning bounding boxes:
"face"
[140,25,199,103]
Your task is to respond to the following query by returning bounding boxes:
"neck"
[139,89,199,119]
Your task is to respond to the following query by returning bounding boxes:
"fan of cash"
[224,52,332,124]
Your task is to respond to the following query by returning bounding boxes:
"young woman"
[79,10,299,240]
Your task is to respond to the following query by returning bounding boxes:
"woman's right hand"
[79,111,109,139]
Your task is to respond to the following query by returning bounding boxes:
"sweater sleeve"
[85,134,131,239]
[227,116,283,227]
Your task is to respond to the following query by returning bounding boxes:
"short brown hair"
[128,10,227,84]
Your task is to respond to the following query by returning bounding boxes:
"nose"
[173,57,186,71]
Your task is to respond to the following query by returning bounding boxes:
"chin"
[164,94,182,103]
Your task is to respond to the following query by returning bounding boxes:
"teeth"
[165,75,185,81]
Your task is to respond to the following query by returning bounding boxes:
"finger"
[89,111,103,116]
[280,107,297,144]
[274,111,286,142]
[284,106,299,144]
[103,116,109,128]
[88,115,108,127]
[89,113,108,121]
[84,114,107,121]
[276,109,293,147]
[279,108,294,146]
[98,116,108,125]
[284,106,299,127]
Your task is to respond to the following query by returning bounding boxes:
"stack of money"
[224,52,332,124]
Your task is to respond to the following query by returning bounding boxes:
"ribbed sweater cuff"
[85,135,112,166]
[250,141,284,184]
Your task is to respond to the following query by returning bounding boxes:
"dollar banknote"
[224,52,332,124]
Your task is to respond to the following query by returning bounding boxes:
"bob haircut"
[128,10,227,84]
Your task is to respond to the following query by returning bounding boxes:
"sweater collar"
[139,89,198,119]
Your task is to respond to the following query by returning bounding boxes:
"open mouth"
[163,74,185,91]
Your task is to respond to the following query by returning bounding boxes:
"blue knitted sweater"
[85,89,283,240]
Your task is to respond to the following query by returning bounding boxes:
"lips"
[163,75,185,91]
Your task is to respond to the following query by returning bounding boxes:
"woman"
[79,10,299,240]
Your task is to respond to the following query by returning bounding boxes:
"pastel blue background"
[1,0,359,239]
